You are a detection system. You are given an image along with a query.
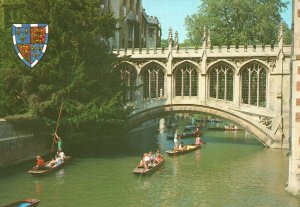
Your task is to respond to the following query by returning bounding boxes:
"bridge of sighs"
[114,28,291,149]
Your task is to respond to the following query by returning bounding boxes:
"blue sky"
[143,0,292,42]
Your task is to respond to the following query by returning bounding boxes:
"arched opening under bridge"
[127,104,275,147]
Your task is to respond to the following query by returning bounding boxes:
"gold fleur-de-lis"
[17,28,20,35]
[20,35,25,42]
[25,28,28,35]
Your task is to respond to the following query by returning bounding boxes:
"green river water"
[0,117,300,207]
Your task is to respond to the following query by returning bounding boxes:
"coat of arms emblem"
[12,24,48,68]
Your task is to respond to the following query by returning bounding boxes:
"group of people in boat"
[173,127,203,151]
[137,149,163,170]
[224,125,238,130]
[33,133,65,170]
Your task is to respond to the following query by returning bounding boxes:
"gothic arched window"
[119,63,137,102]
[241,63,267,107]
[174,64,198,96]
[142,64,164,99]
[209,64,234,101]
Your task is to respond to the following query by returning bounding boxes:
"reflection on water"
[34,180,43,195]
[194,147,201,162]
[172,158,178,177]
[55,169,65,185]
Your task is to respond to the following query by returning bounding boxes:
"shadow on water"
[202,129,263,146]
[67,120,162,158]
[0,159,35,177]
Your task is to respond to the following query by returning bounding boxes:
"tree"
[160,39,169,48]
[0,0,130,135]
[185,0,290,46]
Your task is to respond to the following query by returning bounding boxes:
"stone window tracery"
[119,63,137,102]
[142,64,164,99]
[241,63,267,107]
[174,64,198,97]
[209,64,233,101]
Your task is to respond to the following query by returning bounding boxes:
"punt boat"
[132,160,164,175]
[2,198,40,207]
[28,156,70,175]
[166,144,202,156]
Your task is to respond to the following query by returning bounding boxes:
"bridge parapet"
[114,44,290,59]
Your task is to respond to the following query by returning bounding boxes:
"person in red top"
[33,155,45,170]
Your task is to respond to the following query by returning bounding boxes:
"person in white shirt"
[174,130,180,150]
[56,148,65,161]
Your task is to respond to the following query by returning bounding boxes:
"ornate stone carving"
[259,116,273,130]
[267,59,276,71]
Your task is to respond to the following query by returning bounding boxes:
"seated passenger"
[56,148,65,161]
[54,157,62,167]
[195,135,202,145]
[155,149,163,163]
[143,153,150,169]
[155,154,163,163]
[178,142,187,151]
[148,151,155,164]
[45,158,56,168]
[33,155,45,170]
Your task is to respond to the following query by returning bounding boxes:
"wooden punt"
[2,198,40,207]
[28,156,70,175]
[179,131,204,139]
[132,160,164,175]
[166,144,202,156]
[207,127,243,131]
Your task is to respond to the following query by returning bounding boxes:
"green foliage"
[160,39,168,48]
[283,22,292,45]
[179,39,194,48]
[0,0,131,134]
[185,0,290,46]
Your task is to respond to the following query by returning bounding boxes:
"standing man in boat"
[174,130,179,150]
[54,132,63,151]
[193,127,201,137]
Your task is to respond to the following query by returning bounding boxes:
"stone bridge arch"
[237,59,271,74]
[128,104,275,147]
[207,59,237,73]
[173,60,201,73]
[139,60,166,75]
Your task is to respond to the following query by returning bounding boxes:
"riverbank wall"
[0,119,49,168]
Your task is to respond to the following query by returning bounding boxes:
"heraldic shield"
[12,24,48,68]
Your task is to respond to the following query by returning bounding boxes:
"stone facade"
[0,0,161,50]
[286,0,300,196]
[114,27,291,149]
[101,0,161,50]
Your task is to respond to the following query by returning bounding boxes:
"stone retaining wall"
[0,120,49,168]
